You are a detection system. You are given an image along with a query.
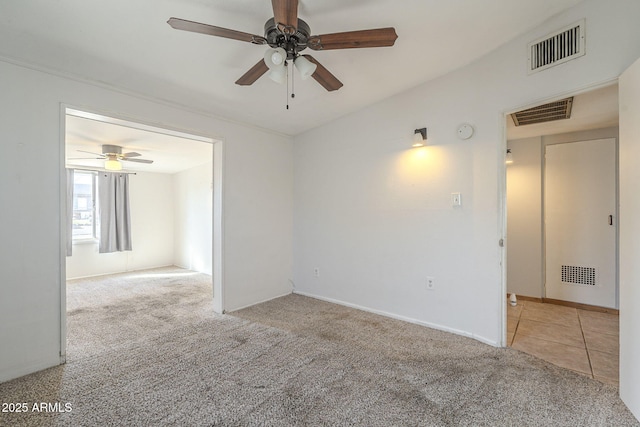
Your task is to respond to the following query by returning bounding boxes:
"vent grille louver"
[511,97,573,126]
[528,19,585,73]
[561,265,596,286]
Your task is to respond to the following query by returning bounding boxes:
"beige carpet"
[0,266,637,426]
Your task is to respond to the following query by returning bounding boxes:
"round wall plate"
[457,123,474,140]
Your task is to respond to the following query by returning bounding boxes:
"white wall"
[66,171,175,279]
[619,56,640,422]
[174,161,213,275]
[223,132,294,311]
[0,60,293,382]
[507,127,619,299]
[293,0,640,347]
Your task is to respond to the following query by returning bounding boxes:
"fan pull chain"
[286,61,289,110]
[291,62,295,100]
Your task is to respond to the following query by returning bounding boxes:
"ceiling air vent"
[511,97,573,126]
[528,19,585,74]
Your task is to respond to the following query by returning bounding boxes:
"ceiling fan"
[73,144,154,171]
[167,0,398,91]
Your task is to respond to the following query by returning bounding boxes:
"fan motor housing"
[102,144,122,155]
[264,18,311,58]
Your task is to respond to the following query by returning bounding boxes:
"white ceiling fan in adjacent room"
[71,144,154,171]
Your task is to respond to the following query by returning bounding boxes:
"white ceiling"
[506,84,619,140]
[0,0,584,136]
[66,113,213,174]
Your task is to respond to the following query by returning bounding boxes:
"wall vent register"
[561,265,596,286]
[528,19,585,74]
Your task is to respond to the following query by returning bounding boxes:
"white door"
[544,138,617,308]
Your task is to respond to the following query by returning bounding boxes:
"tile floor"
[507,300,619,386]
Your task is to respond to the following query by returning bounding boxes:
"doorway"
[505,83,619,307]
[503,84,620,384]
[60,106,224,360]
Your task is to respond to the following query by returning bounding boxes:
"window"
[72,171,98,240]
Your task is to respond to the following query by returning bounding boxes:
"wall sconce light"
[506,148,514,164]
[412,128,427,147]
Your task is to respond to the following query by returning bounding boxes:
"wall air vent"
[528,19,585,74]
[511,97,573,126]
[561,265,596,286]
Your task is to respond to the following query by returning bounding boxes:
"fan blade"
[167,18,267,45]
[235,59,269,86]
[308,27,398,50]
[302,55,343,92]
[122,152,141,158]
[271,0,298,34]
[68,157,104,160]
[77,150,106,158]
[122,158,153,164]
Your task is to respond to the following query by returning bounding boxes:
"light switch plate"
[451,192,462,206]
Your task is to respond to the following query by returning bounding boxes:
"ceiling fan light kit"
[264,47,287,69]
[104,157,123,171]
[167,0,397,92]
[263,47,290,84]
[293,55,317,80]
[268,64,288,84]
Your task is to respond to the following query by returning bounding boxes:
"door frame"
[500,79,619,346]
[58,104,225,362]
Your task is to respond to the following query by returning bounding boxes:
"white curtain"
[66,168,74,256]
[98,172,132,253]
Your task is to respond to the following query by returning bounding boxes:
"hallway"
[508,300,619,386]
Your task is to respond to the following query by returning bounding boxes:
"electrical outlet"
[313,268,320,278]
[426,277,435,290]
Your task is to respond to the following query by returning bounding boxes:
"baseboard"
[541,298,619,314]
[294,291,500,348]
[226,291,293,313]
[66,264,178,280]
[506,294,619,314]
[509,295,543,303]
